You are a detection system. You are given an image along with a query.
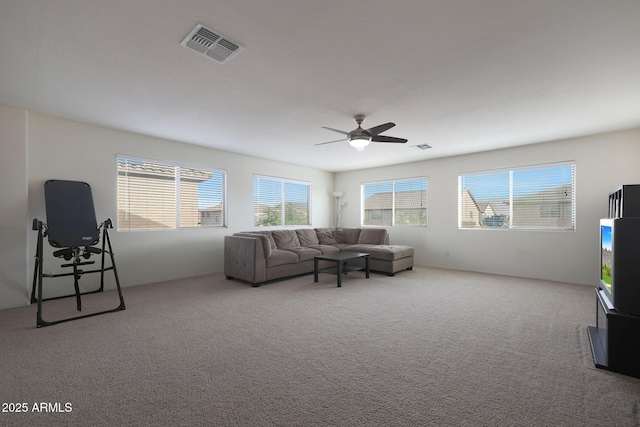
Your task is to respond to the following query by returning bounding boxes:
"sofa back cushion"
[357,228,389,244]
[296,228,319,246]
[271,229,301,249]
[341,228,362,244]
[314,227,361,244]
[250,231,277,250]
[316,229,338,245]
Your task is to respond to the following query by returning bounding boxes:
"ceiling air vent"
[181,24,244,64]
[410,144,432,150]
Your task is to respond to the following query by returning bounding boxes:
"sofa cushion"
[357,228,388,245]
[271,229,301,249]
[341,228,361,244]
[316,229,338,245]
[248,231,277,250]
[315,227,351,243]
[332,243,353,251]
[345,244,414,261]
[266,249,299,267]
[306,244,341,255]
[332,243,357,252]
[296,228,319,246]
[284,246,322,262]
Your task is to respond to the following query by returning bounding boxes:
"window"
[458,162,575,231]
[254,175,310,227]
[117,157,226,230]
[361,178,428,227]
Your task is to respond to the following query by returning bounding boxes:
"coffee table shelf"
[314,252,370,287]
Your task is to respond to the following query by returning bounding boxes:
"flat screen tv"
[600,222,613,297]
[599,217,640,315]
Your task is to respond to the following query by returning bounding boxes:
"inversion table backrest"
[44,180,100,248]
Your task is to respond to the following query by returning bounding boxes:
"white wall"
[0,107,334,308]
[0,106,28,309]
[335,129,640,285]
[2,102,639,309]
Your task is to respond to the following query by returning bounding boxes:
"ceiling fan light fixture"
[318,115,406,150]
[348,137,371,151]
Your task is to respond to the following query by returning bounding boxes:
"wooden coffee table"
[314,252,370,287]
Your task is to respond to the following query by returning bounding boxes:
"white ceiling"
[2,1,640,172]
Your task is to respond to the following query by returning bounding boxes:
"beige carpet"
[1,267,639,426]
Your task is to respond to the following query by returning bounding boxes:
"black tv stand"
[587,288,640,378]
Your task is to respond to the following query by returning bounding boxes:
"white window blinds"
[254,176,310,227]
[118,157,226,230]
[362,178,428,227]
[458,162,575,230]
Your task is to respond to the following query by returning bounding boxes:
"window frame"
[253,175,312,227]
[117,156,227,231]
[361,177,428,228]
[458,161,576,232]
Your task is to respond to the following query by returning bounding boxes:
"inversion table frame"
[30,179,126,327]
[31,218,125,327]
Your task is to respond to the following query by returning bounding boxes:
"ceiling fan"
[316,115,407,151]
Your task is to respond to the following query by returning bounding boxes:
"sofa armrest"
[233,232,272,258]
[224,235,267,285]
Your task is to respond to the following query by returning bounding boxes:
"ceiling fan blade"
[366,122,395,136]
[315,138,348,146]
[371,135,408,143]
[321,126,349,136]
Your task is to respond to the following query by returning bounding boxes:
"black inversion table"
[30,180,125,327]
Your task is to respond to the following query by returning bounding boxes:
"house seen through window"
[117,157,227,230]
[458,162,575,230]
[361,178,428,227]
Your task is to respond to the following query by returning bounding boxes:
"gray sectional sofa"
[224,227,414,287]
